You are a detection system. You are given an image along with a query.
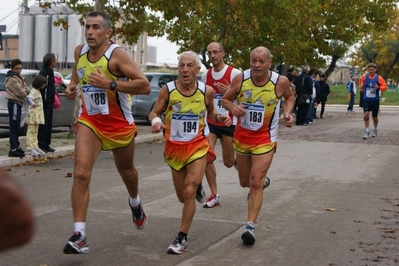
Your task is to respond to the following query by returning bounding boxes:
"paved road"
[1,105,398,265]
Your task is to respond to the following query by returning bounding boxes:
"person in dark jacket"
[305,69,319,124]
[38,53,56,153]
[317,74,330,118]
[347,77,356,112]
[5,59,29,157]
[294,65,313,125]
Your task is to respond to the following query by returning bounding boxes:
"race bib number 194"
[170,113,199,142]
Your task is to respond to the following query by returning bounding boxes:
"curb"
[0,132,164,168]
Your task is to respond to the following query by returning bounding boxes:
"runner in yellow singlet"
[222,46,295,246]
[63,11,151,254]
[149,51,231,254]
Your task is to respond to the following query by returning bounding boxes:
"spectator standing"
[294,66,313,126]
[304,69,319,125]
[317,74,330,118]
[346,77,356,112]
[25,75,47,156]
[287,67,298,77]
[200,42,241,208]
[38,53,56,153]
[222,46,294,245]
[149,51,231,254]
[359,63,388,139]
[63,11,151,254]
[5,59,29,157]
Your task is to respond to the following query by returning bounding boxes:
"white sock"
[74,222,86,237]
[129,195,140,207]
[246,221,255,228]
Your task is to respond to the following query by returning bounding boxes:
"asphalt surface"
[1,105,398,266]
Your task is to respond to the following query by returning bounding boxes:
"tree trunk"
[382,52,399,80]
[95,0,107,11]
[323,55,340,78]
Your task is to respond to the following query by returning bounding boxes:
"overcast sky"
[0,1,180,64]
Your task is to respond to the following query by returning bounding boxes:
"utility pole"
[23,0,29,14]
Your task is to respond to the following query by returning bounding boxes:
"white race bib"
[82,85,109,115]
[170,113,199,142]
[213,93,228,115]
[240,103,265,131]
[365,87,376,98]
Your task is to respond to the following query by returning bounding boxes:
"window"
[158,75,176,88]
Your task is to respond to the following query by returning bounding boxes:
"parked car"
[131,72,179,122]
[63,73,72,86]
[0,69,75,135]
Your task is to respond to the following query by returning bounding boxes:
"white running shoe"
[203,194,220,208]
[372,129,377,137]
[25,148,40,156]
[241,222,255,245]
[167,234,188,254]
[363,130,370,139]
[195,183,205,203]
[34,148,46,156]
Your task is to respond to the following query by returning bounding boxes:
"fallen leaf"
[362,247,374,253]
[65,172,73,178]
[379,228,396,233]
[325,207,340,212]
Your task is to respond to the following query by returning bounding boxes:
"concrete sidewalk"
[0,127,163,168]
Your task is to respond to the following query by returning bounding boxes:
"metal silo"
[67,14,85,66]
[18,15,35,69]
[51,14,68,68]
[47,3,73,15]
[34,15,52,68]
[29,3,48,15]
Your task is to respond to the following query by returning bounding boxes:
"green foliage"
[40,0,398,73]
[349,8,399,80]
[328,84,399,105]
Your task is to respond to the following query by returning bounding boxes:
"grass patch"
[53,132,72,139]
[327,85,399,105]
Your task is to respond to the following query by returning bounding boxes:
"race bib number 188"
[82,85,109,115]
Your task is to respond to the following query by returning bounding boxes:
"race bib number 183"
[240,103,265,131]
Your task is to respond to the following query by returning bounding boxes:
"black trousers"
[296,103,309,125]
[8,101,22,150]
[38,102,54,149]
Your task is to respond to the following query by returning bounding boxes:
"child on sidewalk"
[25,75,47,156]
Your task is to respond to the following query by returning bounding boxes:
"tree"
[350,8,399,80]
[40,0,397,74]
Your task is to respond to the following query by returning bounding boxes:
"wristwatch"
[110,80,117,91]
